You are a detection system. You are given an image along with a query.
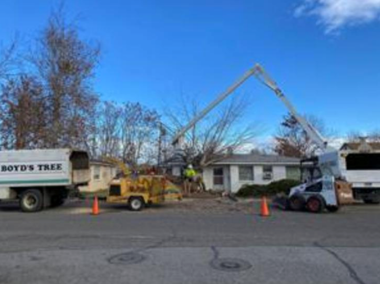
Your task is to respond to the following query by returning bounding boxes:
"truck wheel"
[306,195,325,213]
[51,196,65,208]
[326,205,339,212]
[289,194,306,211]
[20,189,43,213]
[363,198,380,205]
[128,197,145,211]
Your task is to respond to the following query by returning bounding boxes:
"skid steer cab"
[106,175,166,211]
[288,176,354,213]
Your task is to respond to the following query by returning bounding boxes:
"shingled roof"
[340,142,380,151]
[213,154,300,165]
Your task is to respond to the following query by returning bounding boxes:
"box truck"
[0,149,90,212]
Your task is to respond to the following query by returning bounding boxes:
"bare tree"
[347,130,380,143]
[89,101,160,165]
[0,40,17,80]
[119,102,160,166]
[0,76,46,149]
[371,130,380,142]
[28,8,100,148]
[164,95,258,168]
[86,101,122,158]
[274,113,330,158]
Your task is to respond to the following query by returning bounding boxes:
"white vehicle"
[340,141,380,204]
[0,149,90,212]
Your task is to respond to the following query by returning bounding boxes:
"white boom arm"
[252,64,333,152]
[172,63,333,153]
[171,67,258,146]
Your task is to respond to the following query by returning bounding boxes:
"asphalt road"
[0,199,379,284]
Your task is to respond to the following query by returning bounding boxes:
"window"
[102,168,109,179]
[286,166,300,180]
[213,167,224,185]
[239,166,254,181]
[93,166,101,180]
[263,166,273,180]
[346,153,380,170]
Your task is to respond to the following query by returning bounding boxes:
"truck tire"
[306,195,325,213]
[289,194,306,211]
[51,196,65,208]
[363,198,380,205]
[128,197,145,211]
[20,189,43,213]
[326,205,339,212]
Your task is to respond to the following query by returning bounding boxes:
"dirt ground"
[150,193,257,214]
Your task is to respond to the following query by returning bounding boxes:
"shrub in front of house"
[265,179,301,196]
[236,179,300,198]
[236,184,267,198]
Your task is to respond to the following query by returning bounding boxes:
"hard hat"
[188,164,193,169]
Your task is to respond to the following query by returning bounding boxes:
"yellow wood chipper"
[106,175,166,211]
[102,157,182,211]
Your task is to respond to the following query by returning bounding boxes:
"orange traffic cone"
[260,196,270,217]
[92,195,99,215]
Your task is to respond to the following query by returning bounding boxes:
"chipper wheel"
[128,197,145,211]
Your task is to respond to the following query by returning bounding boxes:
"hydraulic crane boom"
[252,64,333,152]
[171,67,259,146]
[172,63,332,154]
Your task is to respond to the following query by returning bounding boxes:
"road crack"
[210,246,220,260]
[315,242,367,284]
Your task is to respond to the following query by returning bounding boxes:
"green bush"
[236,184,267,198]
[266,179,301,196]
[236,179,300,198]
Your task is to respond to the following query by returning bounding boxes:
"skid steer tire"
[289,194,306,211]
[306,195,325,213]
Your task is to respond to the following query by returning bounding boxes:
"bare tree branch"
[274,113,332,158]
[163,94,258,167]
[0,39,17,81]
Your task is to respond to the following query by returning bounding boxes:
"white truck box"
[0,149,90,212]
[339,151,380,203]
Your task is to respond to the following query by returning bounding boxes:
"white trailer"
[0,149,90,212]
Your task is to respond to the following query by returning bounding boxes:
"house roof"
[90,159,117,167]
[340,142,380,151]
[212,154,301,165]
[163,154,186,166]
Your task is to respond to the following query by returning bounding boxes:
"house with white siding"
[202,154,301,193]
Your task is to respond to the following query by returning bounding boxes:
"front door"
[213,167,225,190]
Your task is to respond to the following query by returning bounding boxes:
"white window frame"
[93,165,101,180]
[239,166,254,181]
[213,167,224,185]
[263,165,273,180]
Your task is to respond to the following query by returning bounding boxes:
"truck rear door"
[344,153,380,188]
[70,151,90,185]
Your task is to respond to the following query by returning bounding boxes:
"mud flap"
[43,188,52,208]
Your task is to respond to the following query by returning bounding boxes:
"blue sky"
[2,0,380,141]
